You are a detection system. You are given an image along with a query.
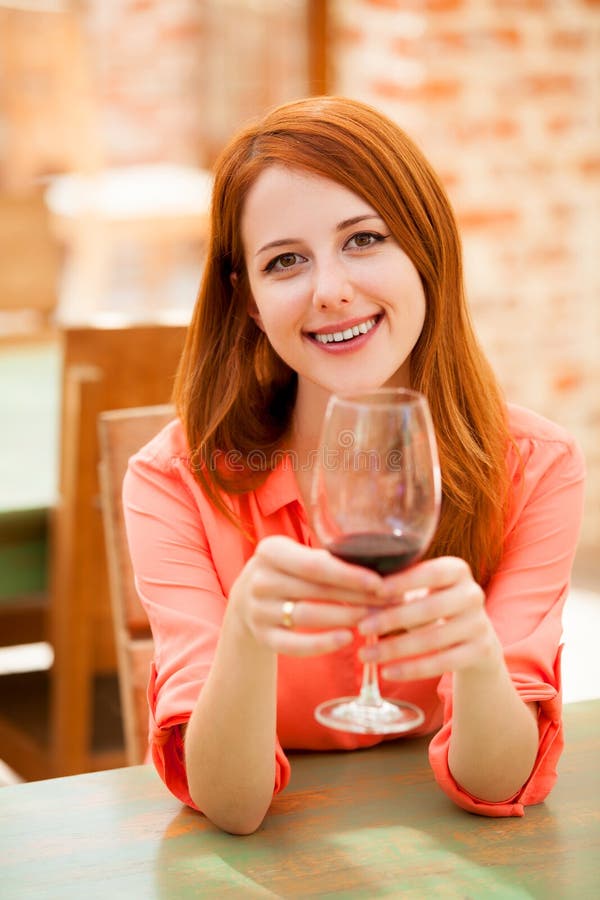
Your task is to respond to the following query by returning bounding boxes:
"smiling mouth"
[310,315,381,344]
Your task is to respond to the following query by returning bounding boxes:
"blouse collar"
[254,455,302,518]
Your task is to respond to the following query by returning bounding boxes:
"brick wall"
[0,1,311,322]
[80,0,310,166]
[1,1,597,546]
[0,1,311,176]
[330,0,600,552]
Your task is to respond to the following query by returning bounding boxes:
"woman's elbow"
[203,807,269,835]
[220,812,267,836]
[189,787,270,835]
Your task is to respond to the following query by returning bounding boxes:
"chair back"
[98,405,175,765]
[48,322,186,777]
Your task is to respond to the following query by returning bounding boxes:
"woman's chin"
[303,373,400,397]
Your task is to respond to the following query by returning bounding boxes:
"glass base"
[315,696,425,735]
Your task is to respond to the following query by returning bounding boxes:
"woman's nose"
[312,259,353,310]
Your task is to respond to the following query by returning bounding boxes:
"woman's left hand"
[358,556,503,681]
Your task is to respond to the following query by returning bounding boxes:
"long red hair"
[174,96,511,586]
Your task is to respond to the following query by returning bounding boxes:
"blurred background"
[0,0,598,785]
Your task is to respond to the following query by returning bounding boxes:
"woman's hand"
[229,535,385,657]
[357,556,503,680]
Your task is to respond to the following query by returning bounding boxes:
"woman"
[124,96,585,834]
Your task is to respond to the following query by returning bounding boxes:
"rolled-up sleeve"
[123,436,291,810]
[429,426,585,816]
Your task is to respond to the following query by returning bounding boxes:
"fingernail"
[334,631,353,648]
[358,617,379,636]
[382,665,404,680]
[363,574,382,592]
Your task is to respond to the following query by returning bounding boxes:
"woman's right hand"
[228,535,385,657]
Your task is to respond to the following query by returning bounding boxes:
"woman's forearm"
[183,537,377,834]
[448,653,539,802]
[184,602,278,835]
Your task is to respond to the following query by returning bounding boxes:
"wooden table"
[1,700,598,899]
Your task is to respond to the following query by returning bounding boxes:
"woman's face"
[241,165,426,399]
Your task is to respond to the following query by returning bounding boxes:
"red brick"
[494,0,549,9]
[578,155,600,176]
[421,0,465,9]
[546,114,579,136]
[429,31,466,50]
[491,28,522,48]
[530,245,571,265]
[372,79,462,102]
[455,118,520,141]
[161,23,203,41]
[493,119,520,139]
[550,203,574,223]
[390,37,420,55]
[550,29,587,51]
[553,368,584,393]
[437,169,461,190]
[457,208,520,230]
[363,0,405,8]
[365,0,464,8]
[406,25,523,55]
[525,74,579,94]
[526,158,553,177]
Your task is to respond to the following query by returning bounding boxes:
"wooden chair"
[0,323,186,781]
[98,406,174,765]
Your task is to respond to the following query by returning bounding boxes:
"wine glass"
[311,387,441,734]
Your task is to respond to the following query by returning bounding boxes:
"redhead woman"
[123,96,585,834]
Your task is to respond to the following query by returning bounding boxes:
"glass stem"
[358,633,384,707]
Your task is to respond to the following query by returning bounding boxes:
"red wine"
[328,532,423,576]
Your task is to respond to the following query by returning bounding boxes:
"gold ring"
[281,600,296,629]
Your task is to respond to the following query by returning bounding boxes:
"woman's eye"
[347,232,386,249]
[264,252,303,273]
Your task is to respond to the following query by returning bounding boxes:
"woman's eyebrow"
[256,237,299,257]
[335,213,382,231]
[255,214,382,257]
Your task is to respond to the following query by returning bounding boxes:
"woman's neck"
[284,379,331,512]
[287,378,330,461]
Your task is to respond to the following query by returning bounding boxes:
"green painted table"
[0,700,598,899]
[0,340,60,601]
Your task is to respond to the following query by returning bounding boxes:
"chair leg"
[47,372,99,775]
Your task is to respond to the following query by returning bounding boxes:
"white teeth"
[313,316,378,344]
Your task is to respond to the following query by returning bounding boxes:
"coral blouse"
[123,403,585,818]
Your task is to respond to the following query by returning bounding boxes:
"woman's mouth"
[309,315,381,346]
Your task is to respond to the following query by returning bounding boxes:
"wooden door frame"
[308,0,329,95]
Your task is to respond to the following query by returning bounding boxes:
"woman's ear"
[248,298,265,332]
[231,271,264,331]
